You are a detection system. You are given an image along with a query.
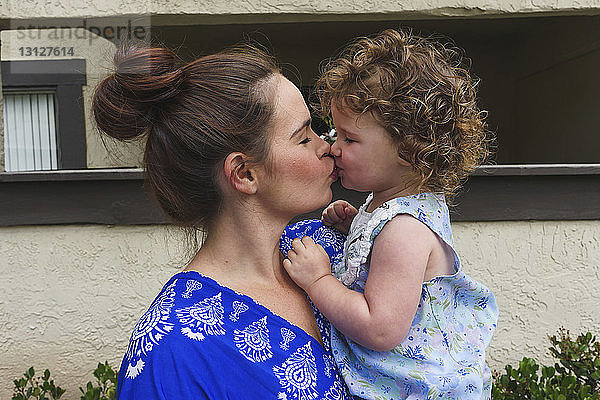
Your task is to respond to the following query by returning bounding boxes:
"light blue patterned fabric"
[117,271,351,400]
[280,193,498,400]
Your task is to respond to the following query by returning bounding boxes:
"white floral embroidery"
[279,327,296,350]
[280,234,294,255]
[234,316,273,362]
[229,301,249,322]
[182,280,202,298]
[321,380,345,400]
[273,342,318,400]
[322,354,335,378]
[176,292,226,341]
[313,226,344,253]
[124,280,177,379]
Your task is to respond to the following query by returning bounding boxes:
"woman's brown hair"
[92,41,280,241]
[316,28,490,197]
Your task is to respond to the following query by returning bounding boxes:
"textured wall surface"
[1,220,599,399]
[0,225,184,400]
[2,0,600,21]
[453,221,600,370]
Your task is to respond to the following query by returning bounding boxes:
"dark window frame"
[1,59,87,170]
[0,165,598,226]
[1,63,597,225]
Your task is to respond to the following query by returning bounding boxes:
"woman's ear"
[223,152,258,195]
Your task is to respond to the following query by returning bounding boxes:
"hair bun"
[92,41,185,140]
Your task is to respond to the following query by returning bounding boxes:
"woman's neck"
[185,202,292,289]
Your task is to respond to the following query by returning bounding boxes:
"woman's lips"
[326,156,337,180]
[329,165,338,180]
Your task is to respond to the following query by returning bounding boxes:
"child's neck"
[367,184,421,213]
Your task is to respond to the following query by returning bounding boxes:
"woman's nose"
[317,135,331,158]
[330,140,341,157]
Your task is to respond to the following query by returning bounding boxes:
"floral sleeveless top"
[280,193,498,400]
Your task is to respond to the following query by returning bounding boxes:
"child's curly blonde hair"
[316,28,490,197]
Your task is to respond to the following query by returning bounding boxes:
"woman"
[92,41,348,399]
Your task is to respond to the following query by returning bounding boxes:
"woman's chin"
[313,188,334,214]
[324,187,333,205]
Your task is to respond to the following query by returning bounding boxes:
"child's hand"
[283,236,331,293]
[321,200,358,234]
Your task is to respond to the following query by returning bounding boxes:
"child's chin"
[340,178,369,193]
[339,177,356,191]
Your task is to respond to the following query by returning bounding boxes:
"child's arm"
[283,214,431,352]
[321,200,358,235]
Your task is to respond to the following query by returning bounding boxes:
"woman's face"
[256,75,336,218]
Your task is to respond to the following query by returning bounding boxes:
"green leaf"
[107,386,116,400]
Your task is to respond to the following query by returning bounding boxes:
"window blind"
[3,92,58,172]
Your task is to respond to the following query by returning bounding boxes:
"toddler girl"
[280,29,498,399]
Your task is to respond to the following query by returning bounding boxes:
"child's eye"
[343,137,355,143]
[299,137,312,144]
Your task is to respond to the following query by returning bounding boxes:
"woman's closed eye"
[299,137,312,144]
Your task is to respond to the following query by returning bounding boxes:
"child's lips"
[334,161,342,174]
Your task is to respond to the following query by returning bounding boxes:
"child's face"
[330,102,410,193]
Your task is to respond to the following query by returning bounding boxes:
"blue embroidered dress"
[117,270,350,400]
[280,193,498,400]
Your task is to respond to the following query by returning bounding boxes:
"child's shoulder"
[373,212,438,249]
[366,192,447,234]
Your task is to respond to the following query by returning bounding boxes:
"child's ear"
[223,152,258,195]
[398,156,411,167]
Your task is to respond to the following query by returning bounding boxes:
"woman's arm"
[283,214,432,351]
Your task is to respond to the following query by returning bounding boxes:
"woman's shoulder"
[118,271,350,399]
[280,219,347,267]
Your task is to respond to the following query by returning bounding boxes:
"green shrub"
[493,328,600,399]
[11,367,66,400]
[12,362,118,400]
[79,361,118,400]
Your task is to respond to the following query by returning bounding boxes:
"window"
[3,90,58,171]
[1,59,87,171]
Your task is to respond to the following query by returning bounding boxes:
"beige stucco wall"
[0,29,143,170]
[1,0,600,23]
[1,220,599,399]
